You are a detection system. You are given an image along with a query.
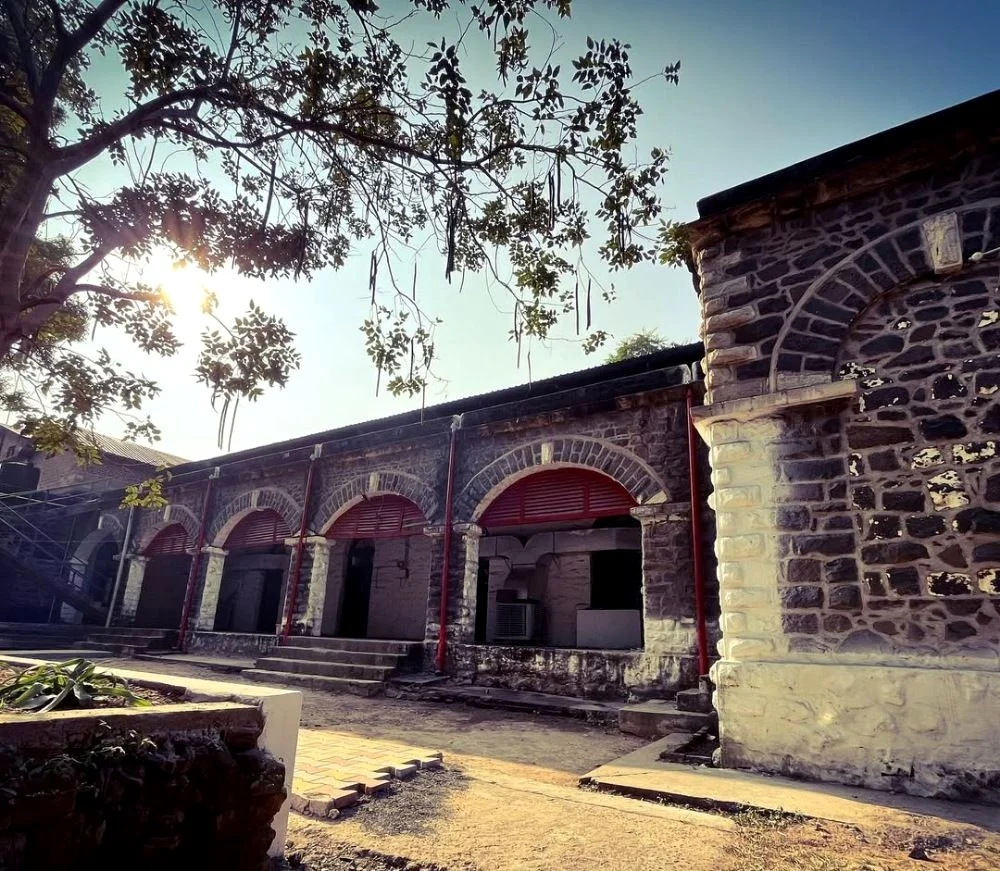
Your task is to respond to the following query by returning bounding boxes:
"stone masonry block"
[712,441,755,465]
[718,534,766,560]
[708,346,759,367]
[706,305,758,333]
[714,486,762,510]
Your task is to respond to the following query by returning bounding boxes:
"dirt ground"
[130,660,1000,871]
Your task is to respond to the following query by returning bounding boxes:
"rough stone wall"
[367,535,432,640]
[0,704,285,870]
[692,147,1000,801]
[537,552,592,646]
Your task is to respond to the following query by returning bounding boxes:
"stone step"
[0,635,92,650]
[273,645,405,668]
[278,636,421,656]
[243,668,384,697]
[255,656,396,682]
[675,688,714,714]
[84,631,176,649]
[618,700,715,740]
[0,622,89,636]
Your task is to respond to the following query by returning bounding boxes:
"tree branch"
[53,86,221,172]
[38,0,130,110]
[2,0,40,95]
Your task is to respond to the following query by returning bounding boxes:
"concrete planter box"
[0,656,301,868]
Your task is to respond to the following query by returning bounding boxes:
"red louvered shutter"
[224,509,291,550]
[480,468,635,529]
[144,523,189,556]
[327,495,427,539]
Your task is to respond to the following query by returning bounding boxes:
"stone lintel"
[202,546,229,557]
[692,380,859,441]
[631,502,692,524]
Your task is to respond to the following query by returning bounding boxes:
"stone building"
[0,429,186,623]
[688,90,1000,802]
[121,345,716,700]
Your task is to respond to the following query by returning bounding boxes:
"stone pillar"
[300,537,331,636]
[422,524,469,670]
[194,547,229,631]
[119,556,150,623]
[423,525,446,648]
[456,524,483,643]
[631,503,700,667]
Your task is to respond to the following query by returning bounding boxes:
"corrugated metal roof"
[83,432,188,468]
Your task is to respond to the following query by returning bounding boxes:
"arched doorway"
[86,540,118,618]
[215,509,291,633]
[324,494,430,640]
[134,524,191,629]
[475,468,642,649]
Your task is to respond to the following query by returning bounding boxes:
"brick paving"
[290,728,443,818]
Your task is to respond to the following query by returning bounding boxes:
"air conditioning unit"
[490,601,539,643]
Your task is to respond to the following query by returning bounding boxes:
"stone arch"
[208,487,301,547]
[769,198,1000,392]
[456,437,667,523]
[134,503,200,553]
[315,471,438,534]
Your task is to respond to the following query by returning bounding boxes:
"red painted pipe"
[177,471,217,650]
[434,416,462,673]
[686,386,711,677]
[282,453,318,638]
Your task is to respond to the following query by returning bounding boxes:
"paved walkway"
[291,728,443,818]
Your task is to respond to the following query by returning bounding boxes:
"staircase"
[0,492,109,622]
[0,622,178,656]
[245,636,424,696]
[81,627,179,655]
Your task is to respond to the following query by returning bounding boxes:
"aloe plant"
[0,658,150,714]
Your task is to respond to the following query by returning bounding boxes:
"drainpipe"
[282,444,322,638]
[177,467,219,649]
[104,505,136,628]
[686,386,710,677]
[434,415,463,674]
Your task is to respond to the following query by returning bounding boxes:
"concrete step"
[675,688,714,714]
[273,645,405,668]
[619,700,716,739]
[278,636,420,656]
[0,635,92,649]
[385,681,623,724]
[243,668,384,697]
[84,631,176,650]
[0,622,89,636]
[255,656,395,682]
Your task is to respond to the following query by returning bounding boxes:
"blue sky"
[74,0,1000,461]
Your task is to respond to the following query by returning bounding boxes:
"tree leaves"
[0,0,678,462]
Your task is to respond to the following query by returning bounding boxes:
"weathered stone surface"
[861,541,929,565]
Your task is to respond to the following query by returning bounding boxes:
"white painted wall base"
[713,658,1000,803]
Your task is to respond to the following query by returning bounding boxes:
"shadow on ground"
[340,768,470,837]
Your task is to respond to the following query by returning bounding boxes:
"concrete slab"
[134,652,253,673]
[581,739,1000,832]
[387,682,623,723]
[618,699,713,739]
[0,648,120,662]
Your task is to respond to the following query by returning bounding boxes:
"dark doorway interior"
[135,554,191,628]
[214,548,288,633]
[590,549,643,611]
[474,557,490,643]
[83,540,118,624]
[339,539,375,638]
[256,569,285,633]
